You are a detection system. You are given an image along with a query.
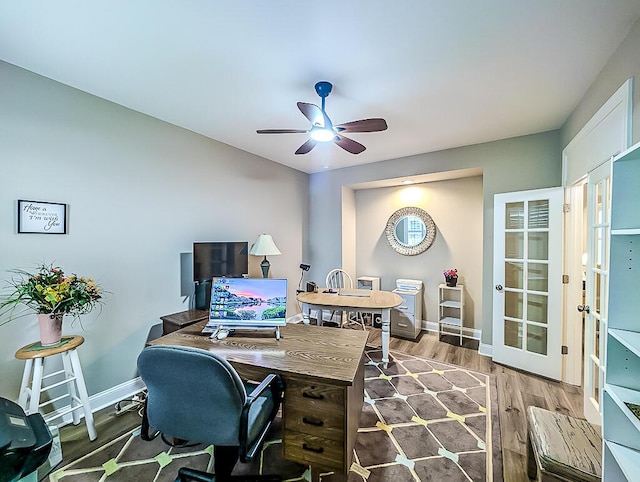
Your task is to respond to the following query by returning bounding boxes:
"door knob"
[577,305,590,313]
[495,284,503,292]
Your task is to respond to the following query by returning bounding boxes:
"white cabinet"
[438,284,464,345]
[357,276,380,291]
[391,288,422,339]
[356,276,380,326]
[604,141,640,481]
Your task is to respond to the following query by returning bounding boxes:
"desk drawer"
[394,292,416,315]
[285,406,344,441]
[284,431,345,472]
[285,378,345,415]
[391,310,419,339]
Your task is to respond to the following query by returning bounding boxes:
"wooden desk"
[160,309,208,335]
[148,321,368,475]
[297,289,402,367]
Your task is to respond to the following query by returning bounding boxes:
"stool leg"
[68,349,97,441]
[28,358,45,415]
[526,430,537,480]
[61,351,81,426]
[18,359,34,410]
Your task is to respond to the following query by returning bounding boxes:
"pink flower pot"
[37,313,63,346]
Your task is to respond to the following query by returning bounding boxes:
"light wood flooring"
[370,329,584,482]
[58,328,583,482]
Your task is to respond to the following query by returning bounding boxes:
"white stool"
[15,335,97,441]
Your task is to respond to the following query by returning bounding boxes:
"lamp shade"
[249,234,281,256]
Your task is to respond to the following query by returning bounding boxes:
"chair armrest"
[239,373,283,462]
[245,374,277,404]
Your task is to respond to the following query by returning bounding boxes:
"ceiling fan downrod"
[314,81,332,112]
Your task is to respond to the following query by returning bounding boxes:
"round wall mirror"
[385,207,436,255]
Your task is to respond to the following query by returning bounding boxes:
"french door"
[493,188,564,380]
[582,160,611,424]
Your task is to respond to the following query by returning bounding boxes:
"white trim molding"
[51,377,146,428]
[562,78,633,186]
[478,343,493,358]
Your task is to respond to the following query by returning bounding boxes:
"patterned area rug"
[50,348,502,481]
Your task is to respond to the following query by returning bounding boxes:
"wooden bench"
[526,406,602,481]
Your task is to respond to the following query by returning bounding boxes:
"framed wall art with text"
[17,199,67,234]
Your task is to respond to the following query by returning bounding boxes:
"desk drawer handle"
[302,443,324,454]
[302,416,324,427]
[397,323,408,328]
[302,390,324,400]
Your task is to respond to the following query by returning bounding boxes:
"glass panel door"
[493,188,563,380]
[583,160,610,425]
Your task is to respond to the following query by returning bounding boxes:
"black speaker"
[194,279,212,310]
[306,281,317,293]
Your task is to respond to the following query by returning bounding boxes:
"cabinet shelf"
[612,142,640,230]
[605,441,640,481]
[439,317,462,327]
[604,140,640,481]
[609,329,640,358]
[605,384,640,429]
[612,228,640,235]
[438,284,464,345]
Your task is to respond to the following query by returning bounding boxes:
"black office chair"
[137,345,283,482]
[0,397,53,482]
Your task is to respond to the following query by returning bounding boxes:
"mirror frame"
[385,206,437,256]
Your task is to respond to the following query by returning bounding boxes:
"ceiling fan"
[257,81,388,155]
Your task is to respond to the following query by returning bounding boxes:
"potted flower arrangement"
[0,263,103,346]
[443,268,458,287]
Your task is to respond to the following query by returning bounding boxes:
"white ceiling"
[2,1,640,174]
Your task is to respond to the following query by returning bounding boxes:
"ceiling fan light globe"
[310,127,335,142]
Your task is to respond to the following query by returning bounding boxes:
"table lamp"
[249,234,281,278]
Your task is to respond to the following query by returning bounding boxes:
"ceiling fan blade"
[256,129,308,134]
[295,138,317,155]
[335,118,388,133]
[297,102,332,128]
[334,135,366,154]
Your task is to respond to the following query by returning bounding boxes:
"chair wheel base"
[176,467,281,482]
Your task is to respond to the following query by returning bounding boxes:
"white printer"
[392,279,423,339]
[395,279,423,292]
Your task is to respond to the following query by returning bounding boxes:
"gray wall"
[308,131,562,345]
[0,61,309,399]
[562,15,640,148]
[307,15,640,350]
[355,176,483,331]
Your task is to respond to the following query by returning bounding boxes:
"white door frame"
[562,181,587,386]
[561,79,632,395]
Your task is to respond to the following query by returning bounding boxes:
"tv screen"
[193,242,248,281]
[208,277,287,328]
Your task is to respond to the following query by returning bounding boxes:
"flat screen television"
[193,242,248,281]
[206,277,287,329]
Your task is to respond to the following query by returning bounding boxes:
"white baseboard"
[478,343,493,358]
[421,320,481,340]
[51,377,146,428]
